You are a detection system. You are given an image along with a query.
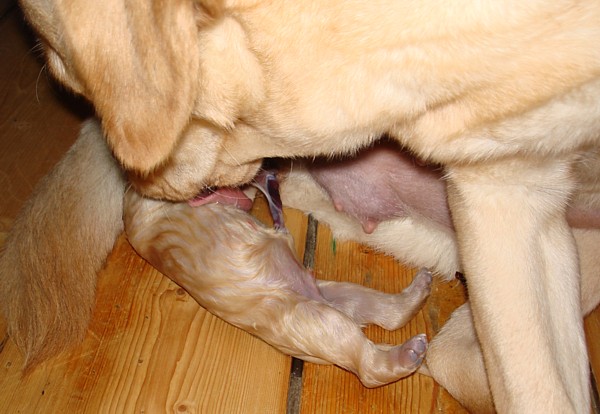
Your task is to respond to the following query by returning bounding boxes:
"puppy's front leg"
[446,158,588,413]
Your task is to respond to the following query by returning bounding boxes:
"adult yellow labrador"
[4,0,600,412]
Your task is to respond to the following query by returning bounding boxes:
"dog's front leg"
[446,158,588,413]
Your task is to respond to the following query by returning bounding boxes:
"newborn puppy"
[123,173,431,388]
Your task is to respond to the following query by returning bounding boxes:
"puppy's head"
[20,0,228,176]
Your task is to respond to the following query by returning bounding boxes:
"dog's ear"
[67,0,205,172]
[24,0,221,173]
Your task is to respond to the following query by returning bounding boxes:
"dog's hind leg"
[425,227,600,413]
[447,158,589,413]
[316,268,432,330]
[425,302,495,413]
[0,119,126,371]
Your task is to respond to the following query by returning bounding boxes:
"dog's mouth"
[188,169,285,230]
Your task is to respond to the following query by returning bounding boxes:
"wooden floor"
[0,6,599,413]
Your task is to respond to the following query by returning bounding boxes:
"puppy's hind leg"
[316,268,432,330]
[256,296,427,388]
[208,237,429,388]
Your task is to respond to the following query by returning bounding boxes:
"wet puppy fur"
[4,0,600,412]
[125,187,430,388]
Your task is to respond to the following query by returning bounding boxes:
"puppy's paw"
[359,334,428,387]
[396,333,428,370]
[375,269,432,331]
[406,268,433,298]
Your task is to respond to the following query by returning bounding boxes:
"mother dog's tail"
[0,120,126,371]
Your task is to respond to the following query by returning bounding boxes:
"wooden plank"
[586,308,600,413]
[586,307,600,392]
[299,224,469,413]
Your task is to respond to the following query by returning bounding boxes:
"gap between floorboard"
[286,214,318,414]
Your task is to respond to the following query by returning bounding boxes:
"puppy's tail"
[0,119,126,371]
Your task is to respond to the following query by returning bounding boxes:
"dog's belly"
[307,141,452,233]
[305,142,600,231]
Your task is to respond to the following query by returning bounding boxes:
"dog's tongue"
[188,170,285,230]
[188,188,253,211]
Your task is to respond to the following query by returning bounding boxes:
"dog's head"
[20,0,263,199]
